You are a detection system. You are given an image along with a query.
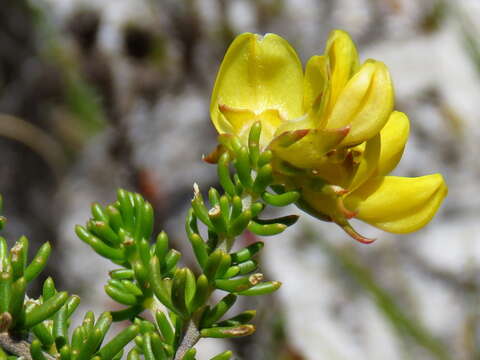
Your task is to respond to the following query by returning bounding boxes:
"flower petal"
[303,55,329,123]
[324,30,360,109]
[269,126,350,169]
[325,61,376,129]
[376,111,410,176]
[219,105,283,147]
[345,133,381,191]
[345,175,448,233]
[326,60,394,146]
[210,33,304,134]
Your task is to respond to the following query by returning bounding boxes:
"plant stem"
[173,320,200,360]
[0,332,33,360]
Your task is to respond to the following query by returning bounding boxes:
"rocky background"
[0,0,479,359]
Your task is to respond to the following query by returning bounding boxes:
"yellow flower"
[210,30,447,242]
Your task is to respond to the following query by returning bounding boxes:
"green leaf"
[231,242,264,264]
[161,249,181,275]
[182,348,197,360]
[121,280,143,297]
[155,311,174,345]
[200,325,255,338]
[191,184,214,230]
[42,277,56,300]
[171,269,188,317]
[30,339,47,360]
[32,322,55,347]
[142,332,156,360]
[71,326,85,354]
[230,196,243,220]
[0,237,8,268]
[222,266,240,279]
[109,269,135,280]
[117,189,135,232]
[59,345,71,360]
[24,242,51,283]
[149,256,175,311]
[137,238,151,268]
[53,304,68,348]
[151,332,168,359]
[214,274,263,293]
[65,295,81,318]
[133,261,149,288]
[261,190,300,207]
[110,305,143,322]
[0,270,12,314]
[237,260,257,275]
[233,174,244,195]
[75,225,125,261]
[190,274,209,312]
[228,210,252,237]
[106,205,123,232]
[210,350,233,360]
[105,285,138,306]
[127,349,140,360]
[248,121,261,168]
[254,215,299,227]
[94,312,113,345]
[187,233,208,270]
[257,150,272,167]
[247,221,287,236]
[219,195,231,225]
[233,146,253,188]
[98,324,139,360]
[250,202,264,218]
[216,310,256,327]
[155,231,169,263]
[24,291,68,328]
[88,220,121,247]
[252,164,273,195]
[208,205,228,235]
[76,327,103,360]
[9,277,26,328]
[10,236,28,281]
[204,250,224,281]
[208,188,220,207]
[91,203,109,223]
[235,281,281,296]
[200,294,237,328]
[215,253,231,279]
[185,269,196,311]
[217,152,236,196]
[82,311,95,332]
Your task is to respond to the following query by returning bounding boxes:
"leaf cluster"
[0,122,302,360]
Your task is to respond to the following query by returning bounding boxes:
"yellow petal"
[295,180,339,222]
[345,133,380,191]
[343,61,394,145]
[210,33,304,134]
[376,111,410,176]
[325,61,376,128]
[324,30,360,109]
[327,61,394,146]
[303,55,329,123]
[219,105,283,147]
[270,126,350,169]
[345,175,448,233]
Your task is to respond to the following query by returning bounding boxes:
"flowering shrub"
[210,30,447,243]
[0,30,447,360]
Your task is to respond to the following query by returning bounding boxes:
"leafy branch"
[71,121,300,359]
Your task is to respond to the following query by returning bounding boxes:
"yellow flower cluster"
[210,30,447,242]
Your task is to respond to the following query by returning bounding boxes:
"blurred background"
[0,0,479,358]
